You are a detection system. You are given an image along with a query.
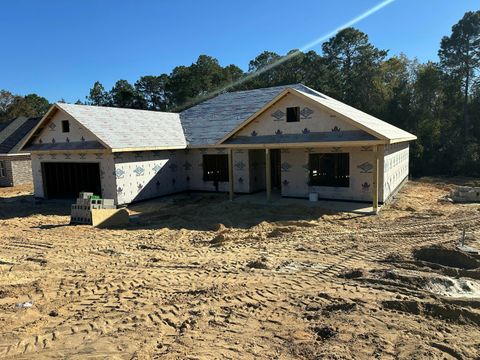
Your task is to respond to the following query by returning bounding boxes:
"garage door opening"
[42,162,101,199]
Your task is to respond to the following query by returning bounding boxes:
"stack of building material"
[450,186,480,203]
[71,192,116,225]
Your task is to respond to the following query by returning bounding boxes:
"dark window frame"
[309,153,350,187]
[203,154,229,182]
[286,107,300,122]
[61,120,70,133]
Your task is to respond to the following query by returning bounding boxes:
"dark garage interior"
[42,162,101,199]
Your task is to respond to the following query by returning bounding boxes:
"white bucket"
[309,192,318,202]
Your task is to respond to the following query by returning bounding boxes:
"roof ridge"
[180,84,306,114]
[56,102,180,115]
[223,83,304,95]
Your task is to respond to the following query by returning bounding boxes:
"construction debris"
[15,301,33,308]
[71,192,127,227]
[449,186,480,203]
[91,208,130,228]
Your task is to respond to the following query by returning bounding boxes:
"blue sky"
[0,0,477,103]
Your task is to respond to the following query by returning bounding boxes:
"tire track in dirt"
[1,182,479,359]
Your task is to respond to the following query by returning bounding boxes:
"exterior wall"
[10,156,33,186]
[27,143,411,205]
[230,149,251,194]
[33,110,97,145]
[382,142,409,202]
[113,150,187,205]
[26,140,410,205]
[235,93,362,138]
[30,152,116,201]
[29,148,252,205]
[0,155,32,187]
[113,148,253,204]
[280,146,377,202]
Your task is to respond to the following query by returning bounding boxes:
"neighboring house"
[19,84,416,211]
[0,116,42,187]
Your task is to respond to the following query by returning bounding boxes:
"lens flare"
[181,0,396,109]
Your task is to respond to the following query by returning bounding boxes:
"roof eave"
[111,145,188,153]
[18,105,59,152]
[387,136,417,144]
[28,148,110,154]
[0,152,31,157]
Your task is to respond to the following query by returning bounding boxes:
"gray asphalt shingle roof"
[56,103,187,150]
[0,116,42,154]
[180,84,314,146]
[0,121,10,133]
[23,84,415,152]
[181,83,415,145]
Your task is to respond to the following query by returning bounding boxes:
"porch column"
[372,145,379,214]
[228,148,234,201]
[265,148,271,201]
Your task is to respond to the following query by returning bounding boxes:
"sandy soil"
[0,180,480,359]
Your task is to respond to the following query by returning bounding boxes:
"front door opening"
[270,149,281,190]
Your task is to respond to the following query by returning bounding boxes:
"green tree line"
[1,11,479,177]
[0,91,50,122]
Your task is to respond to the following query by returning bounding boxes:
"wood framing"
[266,148,272,202]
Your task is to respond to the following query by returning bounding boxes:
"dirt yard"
[0,180,480,359]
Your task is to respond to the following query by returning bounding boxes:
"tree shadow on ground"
[32,223,72,229]
[0,195,71,220]
[0,192,370,230]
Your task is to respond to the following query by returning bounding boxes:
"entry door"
[42,162,101,199]
[270,149,281,190]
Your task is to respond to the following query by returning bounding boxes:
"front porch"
[225,145,382,213]
[233,190,378,214]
